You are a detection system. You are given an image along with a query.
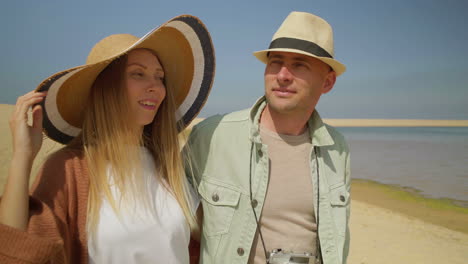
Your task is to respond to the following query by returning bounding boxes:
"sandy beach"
[1,104,467,263]
[348,200,468,264]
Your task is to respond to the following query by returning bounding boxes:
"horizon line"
[190,117,468,127]
[1,104,467,127]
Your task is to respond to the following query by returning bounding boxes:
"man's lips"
[272,88,296,96]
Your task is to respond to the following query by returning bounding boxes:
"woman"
[0,14,214,263]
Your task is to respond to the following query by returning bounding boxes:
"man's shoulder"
[191,108,251,134]
[323,123,349,152]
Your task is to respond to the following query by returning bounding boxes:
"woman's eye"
[131,72,144,78]
[154,74,165,82]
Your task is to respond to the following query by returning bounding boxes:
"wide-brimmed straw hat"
[36,14,215,144]
[253,11,346,76]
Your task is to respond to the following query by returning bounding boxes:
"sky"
[1,0,467,119]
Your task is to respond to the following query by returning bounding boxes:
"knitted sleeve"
[0,149,85,264]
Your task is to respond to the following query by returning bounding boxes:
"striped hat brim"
[36,15,215,144]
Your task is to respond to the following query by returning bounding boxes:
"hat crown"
[272,11,335,57]
[86,34,139,64]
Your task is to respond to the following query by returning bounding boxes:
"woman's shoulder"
[39,146,87,177]
[30,146,88,197]
[45,146,85,163]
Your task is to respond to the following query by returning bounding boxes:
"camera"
[268,248,319,264]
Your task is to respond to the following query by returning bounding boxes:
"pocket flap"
[330,184,350,206]
[198,179,241,207]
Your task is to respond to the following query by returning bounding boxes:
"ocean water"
[335,127,468,203]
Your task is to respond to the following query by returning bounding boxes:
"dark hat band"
[268,37,333,58]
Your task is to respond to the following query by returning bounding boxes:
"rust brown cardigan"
[0,148,200,264]
[0,149,89,264]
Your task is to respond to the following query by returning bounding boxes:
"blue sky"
[1,0,467,119]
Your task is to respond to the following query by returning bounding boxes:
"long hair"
[68,49,197,235]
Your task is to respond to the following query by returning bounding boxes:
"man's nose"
[277,66,293,82]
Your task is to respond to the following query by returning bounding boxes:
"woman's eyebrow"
[127,62,164,73]
[127,62,147,69]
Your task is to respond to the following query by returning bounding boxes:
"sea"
[335,127,468,205]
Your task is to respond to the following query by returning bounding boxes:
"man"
[186,11,350,264]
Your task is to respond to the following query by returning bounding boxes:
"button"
[339,195,345,202]
[212,193,219,202]
[237,247,245,256]
[251,199,258,208]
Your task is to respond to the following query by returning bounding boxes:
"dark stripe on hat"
[37,70,76,144]
[268,37,333,58]
[173,16,215,130]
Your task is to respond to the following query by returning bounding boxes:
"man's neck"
[260,104,312,136]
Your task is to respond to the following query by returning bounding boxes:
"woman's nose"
[146,79,160,92]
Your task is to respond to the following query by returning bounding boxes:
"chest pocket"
[329,183,350,236]
[198,178,241,236]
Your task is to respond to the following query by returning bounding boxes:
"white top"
[88,147,199,264]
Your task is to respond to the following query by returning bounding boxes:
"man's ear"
[322,71,337,94]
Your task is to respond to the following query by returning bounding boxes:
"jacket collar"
[249,96,334,147]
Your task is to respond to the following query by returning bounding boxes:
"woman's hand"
[9,90,47,161]
[0,90,47,230]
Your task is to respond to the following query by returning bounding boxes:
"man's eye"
[269,60,282,65]
[294,62,307,68]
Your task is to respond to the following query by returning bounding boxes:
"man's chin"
[266,100,297,114]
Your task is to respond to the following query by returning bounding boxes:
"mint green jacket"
[185,97,351,264]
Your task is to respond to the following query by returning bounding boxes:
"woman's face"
[125,49,166,130]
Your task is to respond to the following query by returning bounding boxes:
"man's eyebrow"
[292,56,309,63]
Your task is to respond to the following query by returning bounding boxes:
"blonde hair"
[69,49,197,235]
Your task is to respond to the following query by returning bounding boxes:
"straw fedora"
[36,14,215,144]
[253,11,346,76]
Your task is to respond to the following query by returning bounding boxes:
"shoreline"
[351,179,468,234]
[324,118,468,127]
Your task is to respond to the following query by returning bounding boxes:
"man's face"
[264,51,335,116]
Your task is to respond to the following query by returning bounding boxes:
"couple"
[0,11,350,264]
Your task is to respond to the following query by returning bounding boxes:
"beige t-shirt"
[249,126,317,264]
